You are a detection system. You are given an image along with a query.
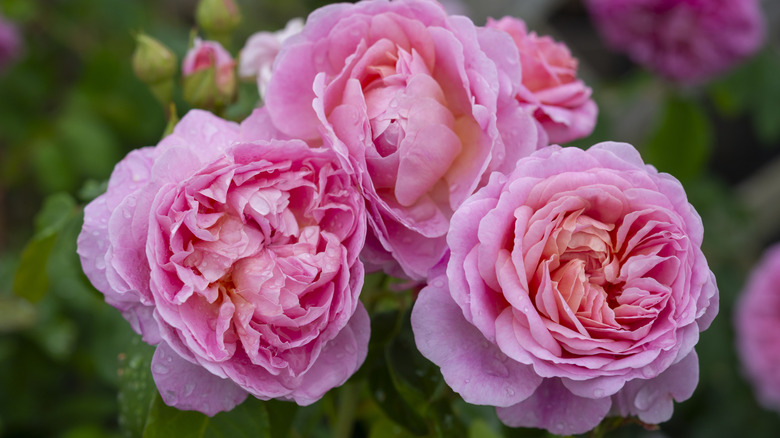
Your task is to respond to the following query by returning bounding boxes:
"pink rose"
[0,14,21,72]
[238,18,304,100]
[263,0,542,280]
[585,0,765,83]
[77,109,369,415]
[412,143,718,434]
[735,244,780,412]
[487,16,597,144]
[182,38,237,101]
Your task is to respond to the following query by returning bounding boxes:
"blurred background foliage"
[1,0,779,437]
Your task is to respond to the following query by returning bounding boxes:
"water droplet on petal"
[593,388,605,398]
[164,389,179,405]
[152,362,169,375]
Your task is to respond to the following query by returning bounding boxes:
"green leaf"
[142,392,271,438]
[385,310,443,404]
[12,233,58,303]
[644,95,712,182]
[368,358,429,436]
[13,193,79,303]
[363,309,429,436]
[264,400,298,438]
[118,335,157,438]
[468,418,504,438]
[34,192,77,235]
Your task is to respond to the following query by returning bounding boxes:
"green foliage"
[710,49,780,145]
[644,95,713,182]
[13,193,78,303]
[142,394,271,438]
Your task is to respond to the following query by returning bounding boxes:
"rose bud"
[182,38,237,110]
[132,33,177,105]
[196,0,241,45]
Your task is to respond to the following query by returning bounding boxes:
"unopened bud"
[132,33,176,84]
[182,38,236,110]
[196,0,241,39]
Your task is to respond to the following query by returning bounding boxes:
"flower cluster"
[78,0,721,433]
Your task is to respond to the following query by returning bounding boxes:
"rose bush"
[585,0,765,83]
[77,109,369,415]
[487,16,597,144]
[735,244,780,413]
[412,142,718,434]
[263,0,543,280]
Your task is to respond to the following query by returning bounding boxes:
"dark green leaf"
[13,193,79,303]
[264,400,298,438]
[368,363,429,436]
[385,310,443,403]
[12,233,58,303]
[143,392,271,438]
[118,335,157,438]
[34,192,77,235]
[644,95,712,182]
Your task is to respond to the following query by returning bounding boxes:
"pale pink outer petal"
[157,109,241,169]
[239,107,289,142]
[78,146,162,344]
[151,341,248,416]
[611,350,699,424]
[540,98,599,144]
[412,273,542,407]
[290,301,370,405]
[496,378,612,435]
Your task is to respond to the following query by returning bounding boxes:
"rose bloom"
[0,14,21,72]
[182,38,237,98]
[77,109,369,415]
[263,0,543,280]
[585,0,765,83]
[238,18,304,100]
[412,143,718,434]
[735,244,780,413]
[487,16,597,144]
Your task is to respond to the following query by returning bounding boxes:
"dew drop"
[505,387,515,397]
[122,209,132,219]
[593,388,605,398]
[95,259,106,270]
[152,362,169,375]
[164,390,179,405]
[126,197,137,208]
[183,382,196,397]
